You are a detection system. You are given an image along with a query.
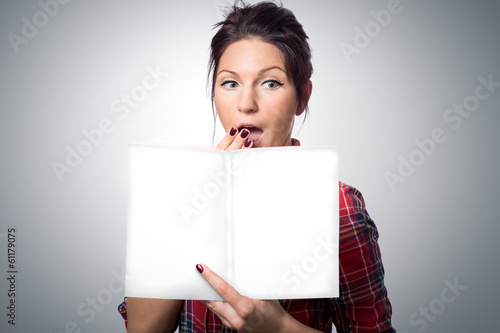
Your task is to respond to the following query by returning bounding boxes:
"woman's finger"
[201,299,240,328]
[196,264,247,309]
[196,264,292,332]
[226,128,252,151]
[217,128,253,151]
[216,127,239,150]
[242,137,253,149]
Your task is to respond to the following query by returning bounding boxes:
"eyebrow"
[217,66,287,77]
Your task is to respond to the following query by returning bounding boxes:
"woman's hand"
[216,127,253,150]
[196,264,322,333]
[196,263,287,332]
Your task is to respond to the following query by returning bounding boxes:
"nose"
[237,86,258,113]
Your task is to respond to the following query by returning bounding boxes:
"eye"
[221,80,239,89]
[263,79,284,89]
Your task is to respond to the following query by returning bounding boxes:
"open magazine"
[125,142,339,300]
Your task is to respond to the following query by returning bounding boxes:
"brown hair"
[208,0,313,144]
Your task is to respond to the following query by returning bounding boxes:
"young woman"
[119,2,394,332]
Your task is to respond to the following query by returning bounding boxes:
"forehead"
[218,39,285,74]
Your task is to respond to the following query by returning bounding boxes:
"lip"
[237,122,264,147]
[237,122,262,131]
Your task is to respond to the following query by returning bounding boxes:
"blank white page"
[231,147,339,299]
[125,143,229,300]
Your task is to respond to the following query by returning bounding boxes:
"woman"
[119,1,394,332]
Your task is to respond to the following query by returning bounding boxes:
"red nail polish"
[196,264,204,273]
[241,129,249,138]
[244,138,251,147]
[230,127,237,136]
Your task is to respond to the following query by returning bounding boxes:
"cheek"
[214,94,232,127]
[273,113,295,135]
[264,111,292,140]
[269,97,297,133]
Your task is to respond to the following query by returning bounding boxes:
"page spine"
[225,153,235,287]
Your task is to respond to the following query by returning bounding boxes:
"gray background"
[1,0,499,332]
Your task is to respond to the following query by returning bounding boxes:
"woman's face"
[214,38,306,148]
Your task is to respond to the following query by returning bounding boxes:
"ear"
[295,80,313,116]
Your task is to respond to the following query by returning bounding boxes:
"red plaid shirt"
[119,139,394,332]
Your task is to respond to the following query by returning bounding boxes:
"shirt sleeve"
[118,297,128,329]
[328,182,395,333]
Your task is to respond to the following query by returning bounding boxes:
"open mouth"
[238,124,264,146]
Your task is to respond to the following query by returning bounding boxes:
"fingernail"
[196,264,204,273]
[244,138,252,147]
[229,127,237,136]
[241,129,249,138]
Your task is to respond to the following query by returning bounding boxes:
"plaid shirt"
[119,139,394,332]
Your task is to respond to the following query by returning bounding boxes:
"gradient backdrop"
[1,0,499,332]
